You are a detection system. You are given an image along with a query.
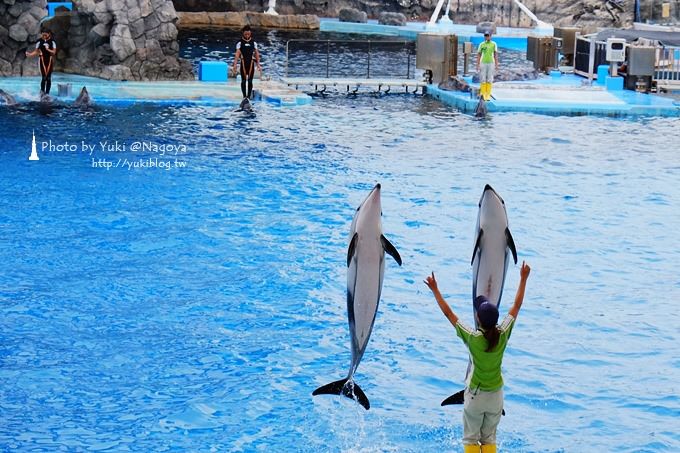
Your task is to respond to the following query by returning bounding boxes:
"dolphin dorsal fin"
[347,233,358,267]
[505,228,518,264]
[380,235,402,266]
[471,229,484,265]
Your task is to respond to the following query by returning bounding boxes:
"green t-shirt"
[454,314,514,391]
[477,41,497,64]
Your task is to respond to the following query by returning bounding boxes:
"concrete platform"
[0,73,312,107]
[320,18,534,51]
[428,77,680,116]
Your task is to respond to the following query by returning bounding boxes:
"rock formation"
[339,8,367,23]
[45,0,194,80]
[0,0,194,80]
[172,0,635,29]
[379,12,407,26]
[0,0,46,77]
[176,11,319,28]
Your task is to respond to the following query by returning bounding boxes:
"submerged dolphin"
[238,97,252,112]
[74,87,92,107]
[0,89,17,106]
[442,184,517,406]
[474,98,488,118]
[313,183,402,410]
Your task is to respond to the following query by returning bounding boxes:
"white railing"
[654,46,680,89]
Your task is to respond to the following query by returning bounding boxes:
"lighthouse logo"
[29,130,39,161]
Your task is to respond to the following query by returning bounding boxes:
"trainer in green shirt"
[425,261,531,453]
[476,32,499,101]
[477,39,498,65]
[455,314,514,391]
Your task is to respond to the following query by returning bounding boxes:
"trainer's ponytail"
[483,326,500,352]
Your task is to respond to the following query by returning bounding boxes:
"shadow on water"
[7,101,100,118]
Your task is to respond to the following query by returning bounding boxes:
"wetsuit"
[236,38,258,99]
[36,38,56,94]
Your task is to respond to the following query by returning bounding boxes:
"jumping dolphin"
[74,87,92,107]
[441,184,517,406]
[0,89,17,106]
[313,183,402,410]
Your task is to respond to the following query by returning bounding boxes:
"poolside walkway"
[428,74,680,117]
[2,71,678,116]
[0,73,312,107]
[319,18,534,51]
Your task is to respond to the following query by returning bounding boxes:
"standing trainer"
[25,29,57,96]
[476,32,498,101]
[232,25,262,101]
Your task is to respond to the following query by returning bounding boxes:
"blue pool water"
[1,95,679,452]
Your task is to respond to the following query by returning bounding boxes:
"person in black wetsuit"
[25,29,57,95]
[232,25,262,100]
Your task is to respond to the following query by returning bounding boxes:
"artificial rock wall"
[0,0,47,77]
[0,0,194,80]
[173,0,634,29]
[46,0,194,80]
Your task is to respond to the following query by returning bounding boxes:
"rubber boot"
[482,83,491,101]
[464,444,481,453]
[481,444,497,453]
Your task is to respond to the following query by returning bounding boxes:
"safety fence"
[654,46,680,89]
[284,39,417,80]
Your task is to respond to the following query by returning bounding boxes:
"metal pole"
[285,40,289,77]
[367,40,371,78]
[406,43,411,79]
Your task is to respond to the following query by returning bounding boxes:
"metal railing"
[284,39,416,79]
[654,46,680,89]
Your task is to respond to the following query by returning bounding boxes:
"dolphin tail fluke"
[441,389,506,415]
[441,389,465,406]
[312,378,370,410]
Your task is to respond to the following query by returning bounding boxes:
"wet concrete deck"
[428,74,680,117]
[0,74,312,107]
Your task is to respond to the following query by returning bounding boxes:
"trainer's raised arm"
[508,261,530,319]
[425,272,459,327]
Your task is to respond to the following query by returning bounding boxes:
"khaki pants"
[462,386,503,445]
[479,63,495,84]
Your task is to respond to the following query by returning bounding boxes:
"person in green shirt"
[424,261,531,453]
[476,32,498,101]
